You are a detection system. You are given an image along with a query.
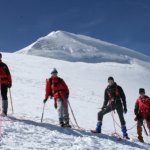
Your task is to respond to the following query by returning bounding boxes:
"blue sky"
[0,0,150,56]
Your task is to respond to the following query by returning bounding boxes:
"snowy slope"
[0,52,150,150]
[16,30,150,63]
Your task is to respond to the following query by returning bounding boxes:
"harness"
[107,85,120,103]
[138,97,150,113]
[49,77,64,97]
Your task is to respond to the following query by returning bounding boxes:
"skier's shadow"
[8,116,149,150]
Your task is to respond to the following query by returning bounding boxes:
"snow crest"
[16,31,150,63]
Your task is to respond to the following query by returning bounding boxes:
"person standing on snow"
[43,68,71,127]
[93,77,129,139]
[0,53,12,116]
[134,88,150,143]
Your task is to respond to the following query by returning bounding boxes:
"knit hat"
[108,76,114,81]
[139,88,145,94]
[51,68,58,75]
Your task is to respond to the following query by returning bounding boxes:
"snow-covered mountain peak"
[16,30,150,63]
[47,30,66,37]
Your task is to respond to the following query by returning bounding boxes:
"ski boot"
[0,112,7,117]
[2,100,8,117]
[59,121,65,127]
[64,121,71,128]
[91,121,102,133]
[121,126,130,139]
[137,127,144,143]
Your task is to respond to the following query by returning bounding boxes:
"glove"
[134,116,138,121]
[43,99,47,103]
[54,101,57,109]
[7,83,12,88]
[134,114,141,121]
[101,106,106,111]
[124,107,127,114]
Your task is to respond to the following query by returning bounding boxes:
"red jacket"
[45,76,69,101]
[0,61,12,85]
[135,95,150,120]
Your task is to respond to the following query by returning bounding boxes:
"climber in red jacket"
[0,53,12,116]
[43,68,70,127]
[134,88,150,142]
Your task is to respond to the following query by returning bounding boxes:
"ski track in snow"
[0,53,150,149]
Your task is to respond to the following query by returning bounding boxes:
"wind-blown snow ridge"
[16,30,150,63]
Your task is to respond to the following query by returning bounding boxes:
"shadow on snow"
[7,115,149,150]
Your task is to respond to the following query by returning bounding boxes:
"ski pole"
[9,88,14,114]
[142,123,148,136]
[41,103,46,123]
[68,100,80,129]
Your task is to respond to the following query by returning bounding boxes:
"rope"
[70,119,76,129]
[111,111,137,131]
[70,117,85,131]
[68,100,80,129]
[107,97,137,135]
[111,111,118,132]
[109,111,122,139]
[127,123,137,131]
[109,104,121,137]
[110,110,137,131]
[68,100,85,131]
[110,109,137,131]
[107,88,137,132]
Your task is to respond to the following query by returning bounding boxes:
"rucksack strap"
[49,77,62,85]
[138,99,150,110]
[49,77,63,96]
[107,86,120,100]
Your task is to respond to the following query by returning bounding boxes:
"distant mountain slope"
[16,31,150,63]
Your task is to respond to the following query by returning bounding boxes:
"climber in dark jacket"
[93,77,129,139]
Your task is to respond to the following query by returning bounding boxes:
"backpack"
[137,96,150,119]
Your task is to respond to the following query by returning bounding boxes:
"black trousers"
[1,84,8,100]
[1,84,8,114]
[98,104,126,126]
